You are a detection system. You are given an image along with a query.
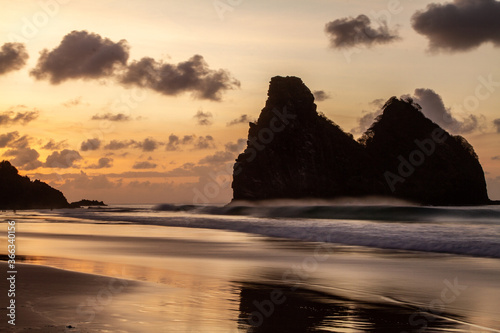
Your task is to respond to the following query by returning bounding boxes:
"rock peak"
[232,77,490,205]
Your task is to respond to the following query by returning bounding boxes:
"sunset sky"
[1,0,499,204]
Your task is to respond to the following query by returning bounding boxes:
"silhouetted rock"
[0,160,70,209]
[361,97,489,205]
[232,76,385,201]
[232,77,491,206]
[70,199,107,208]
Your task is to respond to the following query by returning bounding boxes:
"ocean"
[2,202,500,332]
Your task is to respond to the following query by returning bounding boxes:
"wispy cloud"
[227,114,252,126]
[91,113,132,121]
[194,110,213,126]
[0,109,39,126]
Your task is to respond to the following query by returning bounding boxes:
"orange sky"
[1,0,499,203]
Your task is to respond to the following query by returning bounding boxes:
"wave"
[57,203,500,259]
[154,201,500,224]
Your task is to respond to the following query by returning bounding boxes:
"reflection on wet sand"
[237,283,465,333]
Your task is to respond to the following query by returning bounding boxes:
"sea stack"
[231,76,490,205]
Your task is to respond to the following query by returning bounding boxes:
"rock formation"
[232,76,490,206]
[0,160,70,209]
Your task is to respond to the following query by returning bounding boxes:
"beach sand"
[1,221,500,332]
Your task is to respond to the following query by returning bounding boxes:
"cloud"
[492,156,500,160]
[0,110,39,126]
[494,119,500,133]
[91,113,132,121]
[166,134,193,151]
[87,157,113,169]
[136,138,161,152]
[193,135,216,150]
[0,131,31,149]
[325,15,400,49]
[351,99,385,134]
[62,97,84,108]
[352,90,484,134]
[104,140,136,150]
[198,151,235,165]
[59,171,120,191]
[194,110,213,126]
[412,88,483,133]
[313,90,331,102]
[132,161,157,169]
[225,138,246,153]
[0,43,29,75]
[227,114,252,126]
[31,30,129,84]
[0,132,20,148]
[3,147,42,170]
[412,0,500,52]
[42,139,68,150]
[120,55,240,101]
[80,138,101,151]
[45,149,82,168]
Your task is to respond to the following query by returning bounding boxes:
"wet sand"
[1,221,500,332]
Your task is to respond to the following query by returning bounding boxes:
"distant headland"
[232,76,493,206]
[0,160,105,210]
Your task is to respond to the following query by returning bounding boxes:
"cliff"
[232,76,490,206]
[0,160,70,209]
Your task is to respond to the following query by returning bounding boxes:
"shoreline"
[1,220,500,332]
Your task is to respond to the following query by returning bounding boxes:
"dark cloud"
[225,138,246,153]
[80,138,101,151]
[121,55,240,101]
[494,119,500,132]
[136,138,160,152]
[104,140,136,150]
[412,88,482,133]
[45,149,82,169]
[31,30,129,84]
[42,139,68,150]
[412,0,500,52]
[313,90,330,102]
[227,114,252,126]
[0,43,29,75]
[325,15,400,49]
[91,113,132,121]
[492,156,500,160]
[0,110,39,126]
[87,157,113,169]
[0,132,20,148]
[3,147,42,170]
[0,131,31,149]
[194,110,213,126]
[132,161,157,170]
[165,134,195,151]
[193,135,216,150]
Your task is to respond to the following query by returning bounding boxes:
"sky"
[0,0,499,204]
